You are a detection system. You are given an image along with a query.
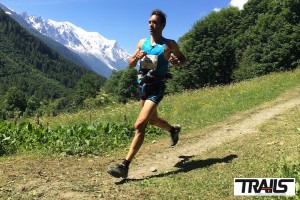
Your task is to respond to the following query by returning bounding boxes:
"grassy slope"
[39,69,300,153]
[1,69,300,199]
[44,69,300,130]
[116,105,300,200]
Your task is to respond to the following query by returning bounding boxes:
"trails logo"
[234,178,295,196]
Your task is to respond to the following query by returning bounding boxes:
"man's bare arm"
[128,39,146,68]
[168,40,187,67]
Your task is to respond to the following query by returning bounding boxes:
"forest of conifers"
[0,0,299,119]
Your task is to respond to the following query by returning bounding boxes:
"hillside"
[0,3,91,71]
[0,8,106,117]
[0,0,300,198]
[0,70,299,199]
[0,0,132,78]
[167,0,300,93]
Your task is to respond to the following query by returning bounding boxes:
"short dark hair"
[151,9,167,25]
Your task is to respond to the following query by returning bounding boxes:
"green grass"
[43,69,300,132]
[2,68,297,157]
[1,69,300,199]
[1,69,300,158]
[104,104,300,200]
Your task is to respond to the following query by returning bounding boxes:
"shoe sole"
[107,169,127,178]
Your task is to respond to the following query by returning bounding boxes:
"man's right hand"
[128,39,147,68]
[135,50,147,60]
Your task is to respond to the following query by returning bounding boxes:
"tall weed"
[0,121,163,156]
[281,162,300,198]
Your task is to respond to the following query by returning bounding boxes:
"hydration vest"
[139,37,169,76]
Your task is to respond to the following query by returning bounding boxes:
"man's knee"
[134,120,147,131]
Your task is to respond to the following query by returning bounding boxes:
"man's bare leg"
[148,109,173,131]
[107,100,180,178]
[125,100,157,162]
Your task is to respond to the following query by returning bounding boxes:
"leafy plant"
[281,162,300,198]
[0,121,163,156]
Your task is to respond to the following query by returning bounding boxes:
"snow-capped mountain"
[22,13,131,77]
[0,3,131,77]
[0,4,91,71]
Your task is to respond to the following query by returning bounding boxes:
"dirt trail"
[127,86,300,179]
[1,86,300,199]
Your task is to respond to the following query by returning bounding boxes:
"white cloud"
[213,8,221,12]
[229,0,248,10]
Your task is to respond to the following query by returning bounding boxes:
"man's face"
[148,15,165,35]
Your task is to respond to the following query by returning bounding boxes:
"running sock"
[122,159,131,168]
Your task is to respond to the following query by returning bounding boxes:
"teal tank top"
[139,37,169,76]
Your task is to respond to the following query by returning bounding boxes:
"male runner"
[107,9,187,178]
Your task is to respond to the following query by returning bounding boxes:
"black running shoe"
[170,125,181,146]
[107,164,128,178]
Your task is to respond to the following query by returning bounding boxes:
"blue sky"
[1,0,248,54]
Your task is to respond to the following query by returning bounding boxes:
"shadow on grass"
[115,154,238,185]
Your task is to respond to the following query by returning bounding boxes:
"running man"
[107,9,187,178]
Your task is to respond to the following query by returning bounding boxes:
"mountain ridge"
[0,3,131,77]
[22,13,131,77]
[0,3,92,71]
